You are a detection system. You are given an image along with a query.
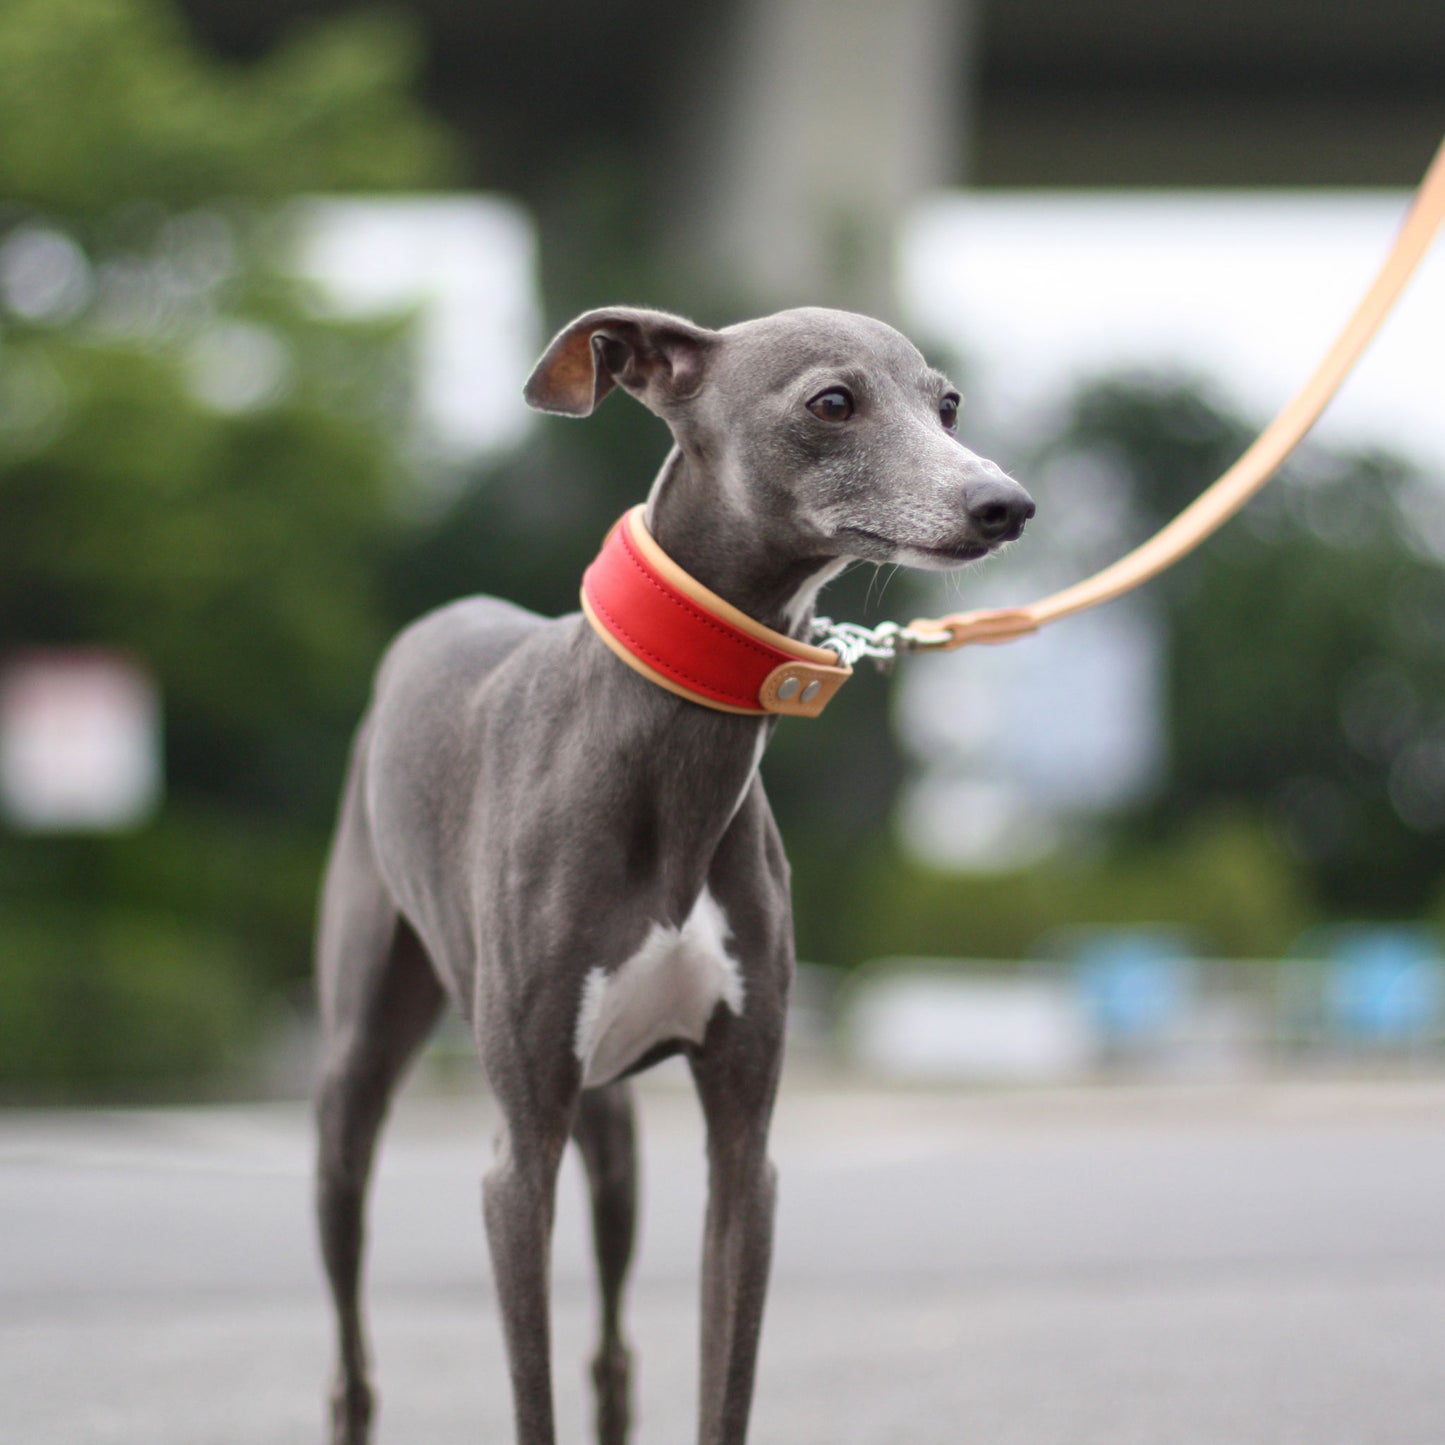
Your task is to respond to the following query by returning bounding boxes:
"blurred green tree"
[0,0,451,222]
[0,0,457,1093]
[1040,375,1445,919]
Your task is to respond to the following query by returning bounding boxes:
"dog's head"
[524,305,1033,574]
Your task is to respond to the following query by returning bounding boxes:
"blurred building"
[177,0,1444,310]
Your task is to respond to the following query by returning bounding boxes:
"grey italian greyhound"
[314,304,1033,1445]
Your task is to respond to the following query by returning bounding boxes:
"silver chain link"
[809,617,953,672]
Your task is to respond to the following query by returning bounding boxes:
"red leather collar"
[581,506,851,718]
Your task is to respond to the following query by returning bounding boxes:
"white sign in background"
[0,651,162,832]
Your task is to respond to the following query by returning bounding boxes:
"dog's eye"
[807,388,854,423]
[940,394,960,431]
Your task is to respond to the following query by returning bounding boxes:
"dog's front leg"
[483,1116,569,1444]
[480,1012,580,1445]
[572,1082,639,1445]
[690,1016,785,1445]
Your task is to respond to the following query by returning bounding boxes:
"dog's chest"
[574,888,745,1088]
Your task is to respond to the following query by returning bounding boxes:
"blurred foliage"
[1030,374,1445,920]
[0,0,456,1095]
[0,311,408,803]
[0,0,455,224]
[842,810,1311,967]
[0,900,256,1095]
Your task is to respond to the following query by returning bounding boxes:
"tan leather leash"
[895,134,1445,654]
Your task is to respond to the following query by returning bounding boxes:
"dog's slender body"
[314,306,1033,1445]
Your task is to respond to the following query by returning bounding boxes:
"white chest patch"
[574,887,745,1089]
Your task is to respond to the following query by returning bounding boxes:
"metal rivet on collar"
[776,675,801,700]
[800,680,821,703]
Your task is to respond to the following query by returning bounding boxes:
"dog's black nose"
[967,478,1035,544]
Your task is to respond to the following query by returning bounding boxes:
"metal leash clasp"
[810,617,953,673]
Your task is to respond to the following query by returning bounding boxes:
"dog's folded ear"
[523,307,718,418]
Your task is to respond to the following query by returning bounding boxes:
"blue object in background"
[1069,929,1198,1050]
[1324,926,1444,1045]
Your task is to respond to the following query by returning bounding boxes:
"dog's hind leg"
[315,765,445,1445]
[573,1081,639,1445]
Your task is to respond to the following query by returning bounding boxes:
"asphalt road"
[4,1070,1445,1444]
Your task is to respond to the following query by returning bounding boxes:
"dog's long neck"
[645,449,842,640]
